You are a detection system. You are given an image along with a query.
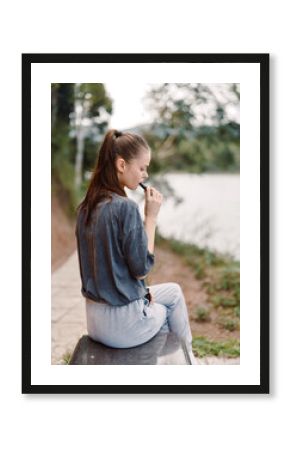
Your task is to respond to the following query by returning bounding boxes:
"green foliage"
[234,306,240,318]
[193,261,206,279]
[51,84,76,214]
[61,351,72,365]
[192,336,240,358]
[141,83,240,174]
[219,268,240,290]
[217,316,240,332]
[211,295,239,308]
[205,266,240,329]
[52,152,79,217]
[76,83,113,119]
[51,83,113,213]
[195,307,211,323]
[155,232,240,334]
[142,128,239,175]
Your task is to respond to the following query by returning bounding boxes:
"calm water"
[127,173,240,261]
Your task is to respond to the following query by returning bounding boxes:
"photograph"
[22,53,269,393]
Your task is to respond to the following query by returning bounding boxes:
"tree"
[144,83,240,133]
[51,83,113,214]
[71,83,113,191]
[142,83,240,173]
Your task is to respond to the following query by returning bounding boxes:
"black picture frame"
[22,53,269,394]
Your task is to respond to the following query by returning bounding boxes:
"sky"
[104,82,240,131]
[105,82,153,131]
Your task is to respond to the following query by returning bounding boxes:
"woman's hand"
[144,186,163,221]
[148,291,154,305]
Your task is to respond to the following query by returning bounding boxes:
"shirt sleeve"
[121,200,155,279]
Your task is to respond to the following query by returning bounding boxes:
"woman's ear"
[115,157,126,174]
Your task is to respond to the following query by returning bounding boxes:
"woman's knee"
[170,282,183,297]
[167,282,184,307]
[149,282,185,308]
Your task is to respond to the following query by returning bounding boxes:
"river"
[127,173,240,261]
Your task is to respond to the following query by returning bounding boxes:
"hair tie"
[115,130,123,138]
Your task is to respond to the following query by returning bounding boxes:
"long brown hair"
[76,128,149,226]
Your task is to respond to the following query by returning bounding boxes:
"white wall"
[1,1,286,449]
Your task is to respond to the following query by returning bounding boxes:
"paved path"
[51,251,240,365]
[52,252,87,364]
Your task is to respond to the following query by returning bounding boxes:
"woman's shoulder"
[109,194,141,228]
[110,193,138,211]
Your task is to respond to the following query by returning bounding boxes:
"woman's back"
[75,192,155,306]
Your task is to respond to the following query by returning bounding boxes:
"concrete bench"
[69,331,192,365]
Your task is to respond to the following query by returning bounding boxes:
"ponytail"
[76,128,149,226]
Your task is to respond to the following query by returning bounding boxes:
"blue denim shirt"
[75,192,155,306]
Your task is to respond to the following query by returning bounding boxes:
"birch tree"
[73,83,113,191]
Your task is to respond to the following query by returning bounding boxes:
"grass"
[195,306,211,322]
[192,336,240,358]
[155,232,240,357]
[61,351,72,365]
[217,315,240,332]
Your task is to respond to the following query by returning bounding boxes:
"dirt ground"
[148,246,239,342]
[51,194,239,343]
[51,195,76,272]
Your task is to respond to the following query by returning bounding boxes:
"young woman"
[75,129,196,364]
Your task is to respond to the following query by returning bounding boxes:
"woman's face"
[116,148,151,190]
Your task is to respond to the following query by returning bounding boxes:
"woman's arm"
[135,189,161,280]
[135,217,157,281]
[144,216,157,255]
[122,202,155,281]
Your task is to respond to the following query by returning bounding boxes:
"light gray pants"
[86,282,196,363]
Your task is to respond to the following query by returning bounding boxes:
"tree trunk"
[74,84,85,191]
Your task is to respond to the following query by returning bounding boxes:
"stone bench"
[69,331,192,365]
